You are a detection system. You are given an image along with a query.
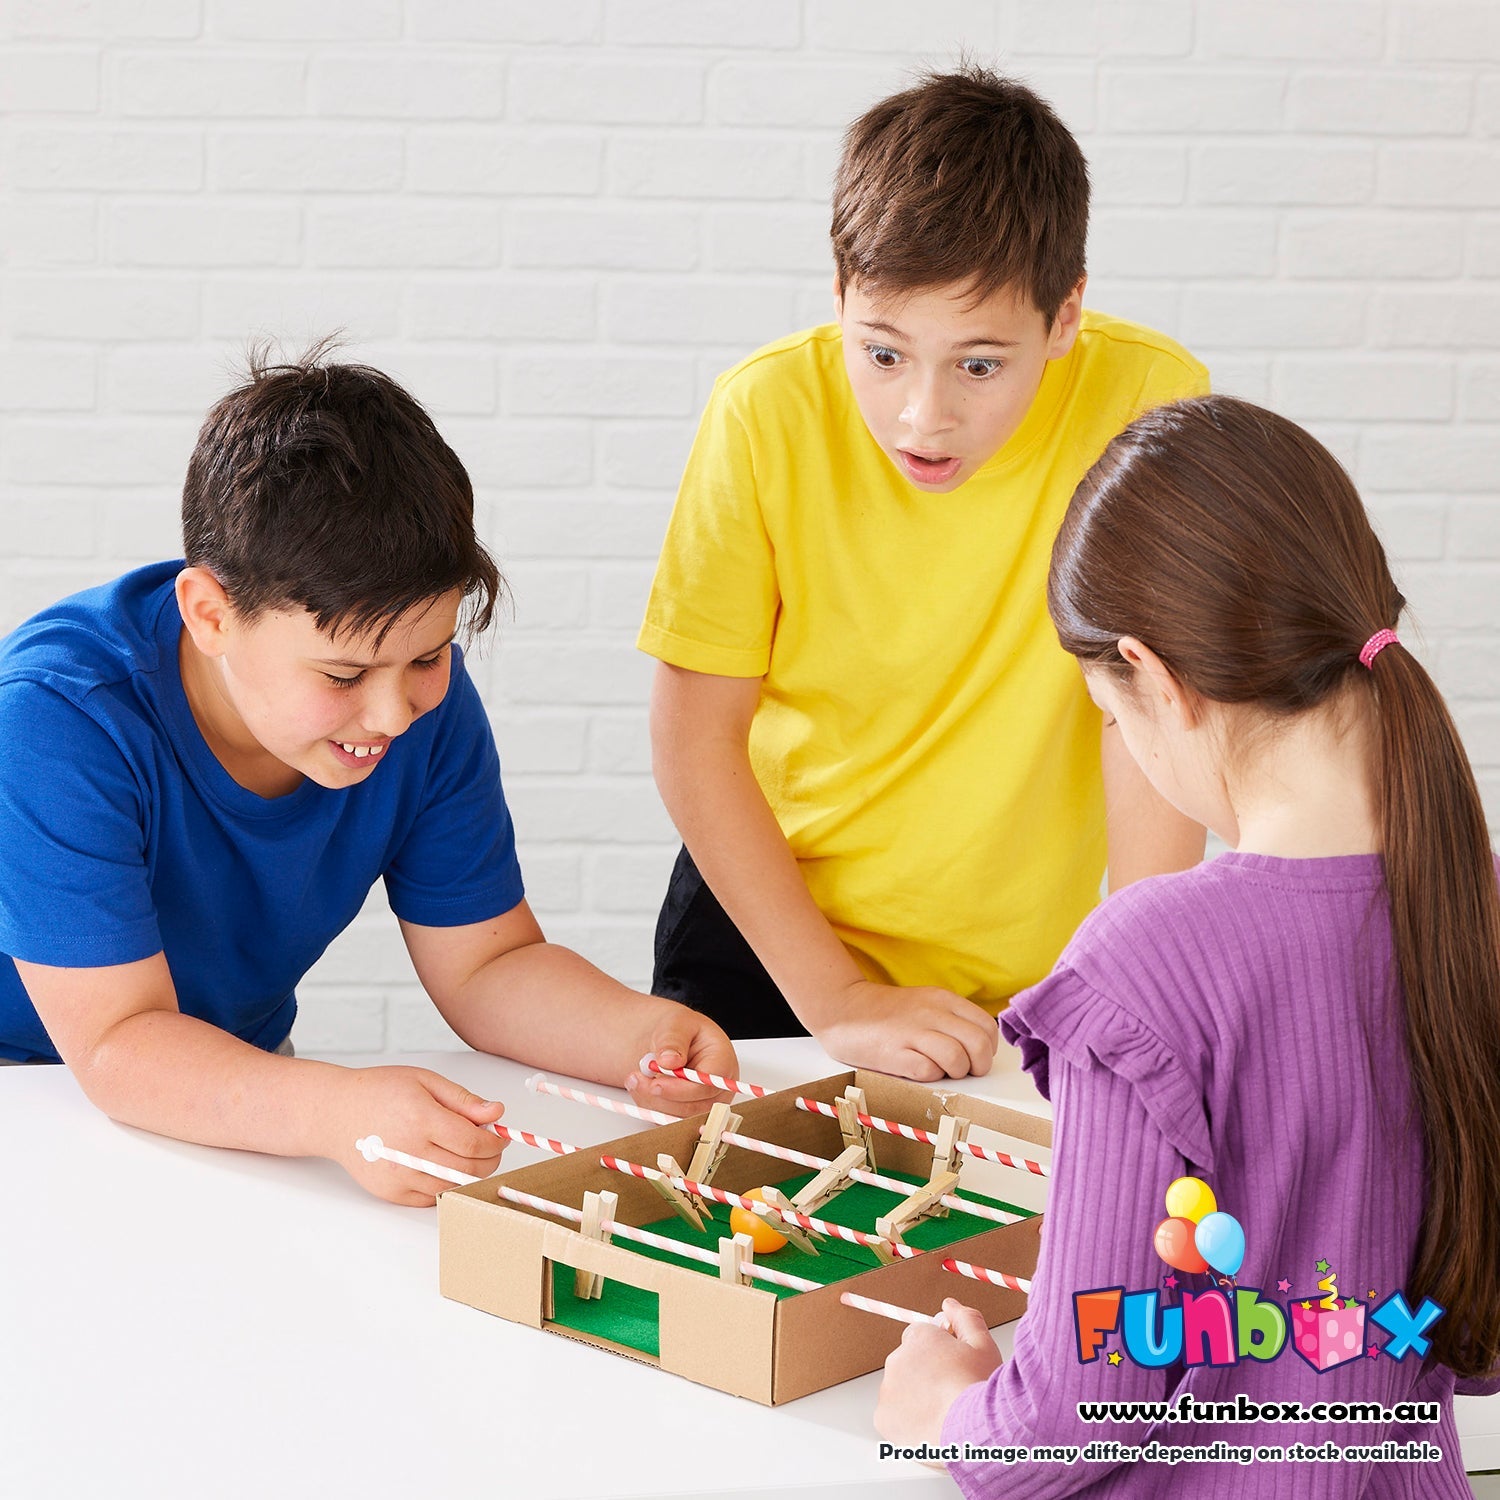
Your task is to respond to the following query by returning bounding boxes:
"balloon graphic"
[1164,1175,1217,1224]
[1194,1211,1246,1277]
[1153,1216,1208,1274]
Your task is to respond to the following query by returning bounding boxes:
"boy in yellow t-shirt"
[639,66,1209,1082]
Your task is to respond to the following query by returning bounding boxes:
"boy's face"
[836,275,1084,493]
[176,569,462,796]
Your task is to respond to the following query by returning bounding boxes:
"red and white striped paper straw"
[493,1123,579,1156]
[641,1055,770,1098]
[715,1126,1022,1228]
[529,1073,1022,1228]
[942,1257,1032,1295]
[796,1096,1051,1178]
[840,1291,950,1330]
[526,1073,677,1126]
[599,1154,919,1257]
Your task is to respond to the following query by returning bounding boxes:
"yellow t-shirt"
[638,312,1209,1010]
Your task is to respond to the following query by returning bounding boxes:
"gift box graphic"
[1290,1298,1366,1372]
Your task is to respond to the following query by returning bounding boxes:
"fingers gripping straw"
[640,1054,770,1098]
[359,1122,583,1183]
[357,1135,479,1186]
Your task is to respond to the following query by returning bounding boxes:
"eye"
[412,653,444,671]
[960,357,1003,379]
[324,672,364,690]
[864,342,902,370]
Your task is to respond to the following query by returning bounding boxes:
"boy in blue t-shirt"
[0,350,735,1205]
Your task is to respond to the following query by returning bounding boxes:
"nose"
[358,677,417,741]
[899,371,957,438]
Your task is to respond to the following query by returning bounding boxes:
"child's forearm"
[650,666,996,1080]
[437,940,689,1080]
[76,1007,352,1158]
[656,731,865,1028]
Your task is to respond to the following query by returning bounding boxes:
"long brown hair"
[1048,394,1500,1379]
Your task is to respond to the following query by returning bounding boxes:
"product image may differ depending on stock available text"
[359,1065,1052,1404]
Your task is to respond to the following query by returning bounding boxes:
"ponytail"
[1370,644,1500,1378]
[1050,395,1500,1378]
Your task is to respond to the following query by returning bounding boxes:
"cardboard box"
[438,1069,1050,1404]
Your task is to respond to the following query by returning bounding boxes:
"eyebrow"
[312,637,454,670]
[857,318,1022,351]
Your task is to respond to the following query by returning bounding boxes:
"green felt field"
[544,1167,1035,1357]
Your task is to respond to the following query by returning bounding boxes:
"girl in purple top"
[873,396,1500,1497]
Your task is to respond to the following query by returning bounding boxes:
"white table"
[4,1038,1494,1498]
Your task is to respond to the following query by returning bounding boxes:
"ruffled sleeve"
[1001,964,1215,1173]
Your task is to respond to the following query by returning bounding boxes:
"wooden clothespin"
[925,1115,970,1218]
[574,1188,619,1300]
[875,1170,959,1245]
[835,1085,878,1170]
[651,1153,710,1232]
[757,1183,821,1256]
[790,1143,866,1215]
[686,1101,742,1187]
[718,1231,755,1286]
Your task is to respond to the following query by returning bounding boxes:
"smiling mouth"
[333,741,387,761]
[898,449,963,484]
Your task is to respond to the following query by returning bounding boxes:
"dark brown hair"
[1049,394,1500,1379]
[831,64,1089,322]
[182,342,502,643]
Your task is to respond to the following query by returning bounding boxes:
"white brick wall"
[1,1,1497,1053]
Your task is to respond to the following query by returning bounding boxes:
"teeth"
[353,745,370,758]
[338,742,385,759]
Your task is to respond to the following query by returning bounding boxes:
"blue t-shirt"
[0,562,525,1063]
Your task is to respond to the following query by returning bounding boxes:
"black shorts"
[652,845,808,1040]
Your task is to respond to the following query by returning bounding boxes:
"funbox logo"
[1072,1177,1445,1374]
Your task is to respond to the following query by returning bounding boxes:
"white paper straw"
[840,1290,950,1330]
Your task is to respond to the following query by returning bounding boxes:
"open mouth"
[897,449,963,486]
[330,740,388,767]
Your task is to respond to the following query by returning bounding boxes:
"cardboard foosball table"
[437,1069,1050,1404]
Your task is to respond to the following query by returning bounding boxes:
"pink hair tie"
[1359,628,1399,669]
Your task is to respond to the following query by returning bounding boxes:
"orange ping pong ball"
[729,1188,789,1253]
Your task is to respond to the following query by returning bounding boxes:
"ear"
[832,270,844,320]
[1046,276,1087,360]
[175,566,235,660]
[1117,635,1205,730]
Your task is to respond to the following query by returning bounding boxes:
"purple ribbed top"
[943,851,1497,1499]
